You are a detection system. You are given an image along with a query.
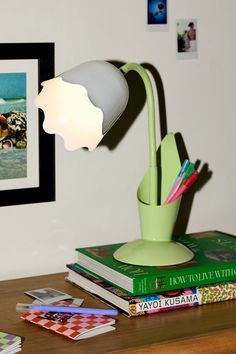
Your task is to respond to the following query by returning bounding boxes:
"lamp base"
[113,239,194,266]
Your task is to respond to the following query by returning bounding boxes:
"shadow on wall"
[174,133,213,234]
[100,61,168,149]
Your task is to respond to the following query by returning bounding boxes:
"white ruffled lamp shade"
[35,61,129,151]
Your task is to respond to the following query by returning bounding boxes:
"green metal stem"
[120,63,157,205]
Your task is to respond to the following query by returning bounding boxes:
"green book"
[75,231,236,296]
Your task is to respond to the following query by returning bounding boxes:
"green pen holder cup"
[138,196,180,243]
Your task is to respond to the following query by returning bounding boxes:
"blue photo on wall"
[147,0,167,25]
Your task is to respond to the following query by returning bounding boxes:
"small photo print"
[176,19,198,59]
[25,288,72,304]
[147,0,168,31]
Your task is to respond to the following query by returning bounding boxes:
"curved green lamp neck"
[120,63,157,205]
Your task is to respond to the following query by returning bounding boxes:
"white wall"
[1,0,236,280]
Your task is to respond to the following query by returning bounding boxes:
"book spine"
[129,282,236,316]
[133,265,236,295]
[74,263,133,294]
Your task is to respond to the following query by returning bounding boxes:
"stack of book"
[0,331,22,354]
[66,230,236,317]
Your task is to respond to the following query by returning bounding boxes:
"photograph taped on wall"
[0,43,55,206]
[176,19,198,59]
[147,0,168,31]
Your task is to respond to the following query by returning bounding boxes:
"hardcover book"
[21,300,115,340]
[66,264,236,317]
[75,230,236,295]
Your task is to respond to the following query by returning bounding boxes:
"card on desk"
[20,301,116,340]
[24,288,72,304]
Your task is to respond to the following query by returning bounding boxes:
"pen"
[181,162,195,185]
[165,173,185,204]
[164,159,189,204]
[177,159,190,177]
[16,303,119,316]
[166,171,198,204]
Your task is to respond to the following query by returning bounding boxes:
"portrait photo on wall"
[176,19,198,59]
[147,0,168,31]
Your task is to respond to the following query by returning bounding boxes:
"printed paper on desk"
[32,297,84,307]
[20,300,116,340]
[24,288,72,304]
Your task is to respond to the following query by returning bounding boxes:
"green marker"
[181,163,195,184]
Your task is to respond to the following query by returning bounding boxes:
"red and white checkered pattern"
[21,301,115,340]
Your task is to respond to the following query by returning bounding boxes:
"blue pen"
[171,159,190,187]
[16,303,119,316]
[178,159,190,178]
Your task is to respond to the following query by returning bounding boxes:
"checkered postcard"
[21,301,115,340]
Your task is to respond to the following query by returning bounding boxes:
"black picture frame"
[0,43,55,207]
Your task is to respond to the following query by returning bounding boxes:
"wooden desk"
[1,273,236,354]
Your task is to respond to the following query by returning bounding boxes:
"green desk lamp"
[35,60,194,266]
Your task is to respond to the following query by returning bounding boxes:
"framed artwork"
[0,43,55,206]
